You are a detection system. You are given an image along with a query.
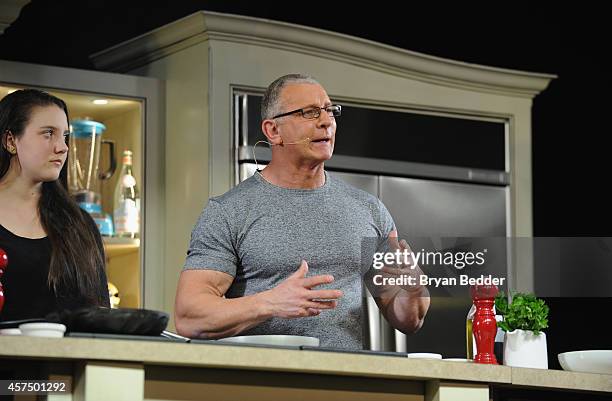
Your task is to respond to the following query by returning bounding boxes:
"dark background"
[1,1,610,366]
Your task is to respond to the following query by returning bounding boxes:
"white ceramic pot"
[503,329,548,369]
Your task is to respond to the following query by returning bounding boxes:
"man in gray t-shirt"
[176,74,429,348]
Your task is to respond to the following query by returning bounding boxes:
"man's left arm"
[370,232,430,334]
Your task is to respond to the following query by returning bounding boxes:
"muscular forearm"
[381,288,430,334]
[175,262,340,339]
[175,291,273,339]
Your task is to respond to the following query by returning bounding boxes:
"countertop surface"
[1,335,610,393]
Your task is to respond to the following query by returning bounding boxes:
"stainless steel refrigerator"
[238,165,507,356]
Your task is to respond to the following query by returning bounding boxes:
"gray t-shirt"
[184,171,395,349]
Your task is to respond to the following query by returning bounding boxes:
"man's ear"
[261,119,283,146]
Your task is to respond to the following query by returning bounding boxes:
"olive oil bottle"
[466,304,476,359]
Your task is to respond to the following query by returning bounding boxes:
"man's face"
[274,83,337,164]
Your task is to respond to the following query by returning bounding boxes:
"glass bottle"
[466,303,476,359]
[113,150,140,238]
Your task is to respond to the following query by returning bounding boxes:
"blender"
[68,119,116,236]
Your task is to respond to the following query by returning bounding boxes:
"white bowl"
[18,323,66,338]
[219,335,319,347]
[558,350,612,375]
[407,353,442,359]
[0,328,22,336]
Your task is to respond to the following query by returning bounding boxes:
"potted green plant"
[495,292,549,369]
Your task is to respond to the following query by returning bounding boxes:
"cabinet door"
[380,176,507,237]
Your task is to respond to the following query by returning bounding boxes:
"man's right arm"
[175,260,342,339]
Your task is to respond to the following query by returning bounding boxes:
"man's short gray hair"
[261,74,320,120]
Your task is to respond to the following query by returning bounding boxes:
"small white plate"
[407,353,442,359]
[0,328,22,336]
[219,335,319,347]
[18,323,66,338]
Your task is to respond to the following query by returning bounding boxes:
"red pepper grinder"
[470,284,499,364]
[0,247,7,313]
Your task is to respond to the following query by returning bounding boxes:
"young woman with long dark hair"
[0,89,109,321]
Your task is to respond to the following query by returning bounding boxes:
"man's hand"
[380,237,427,295]
[261,260,343,318]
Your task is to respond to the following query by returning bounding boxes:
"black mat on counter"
[64,333,410,358]
[190,339,301,351]
[300,346,408,358]
[67,332,186,342]
[192,340,407,357]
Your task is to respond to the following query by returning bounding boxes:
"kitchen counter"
[1,336,610,401]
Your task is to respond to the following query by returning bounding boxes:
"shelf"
[103,237,140,258]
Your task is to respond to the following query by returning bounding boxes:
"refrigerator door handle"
[366,296,381,351]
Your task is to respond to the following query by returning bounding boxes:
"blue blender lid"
[71,119,106,139]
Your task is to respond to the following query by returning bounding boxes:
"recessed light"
[92,99,108,105]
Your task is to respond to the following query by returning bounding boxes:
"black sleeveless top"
[0,217,109,321]
[0,224,57,321]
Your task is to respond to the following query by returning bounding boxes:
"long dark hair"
[0,89,106,306]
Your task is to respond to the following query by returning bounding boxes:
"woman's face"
[10,105,69,183]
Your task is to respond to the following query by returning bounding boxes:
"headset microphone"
[252,137,312,172]
[279,137,311,145]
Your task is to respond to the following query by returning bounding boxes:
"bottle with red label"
[113,150,140,238]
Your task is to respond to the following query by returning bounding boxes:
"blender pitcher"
[68,119,116,236]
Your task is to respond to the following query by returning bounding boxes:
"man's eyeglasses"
[272,104,342,120]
